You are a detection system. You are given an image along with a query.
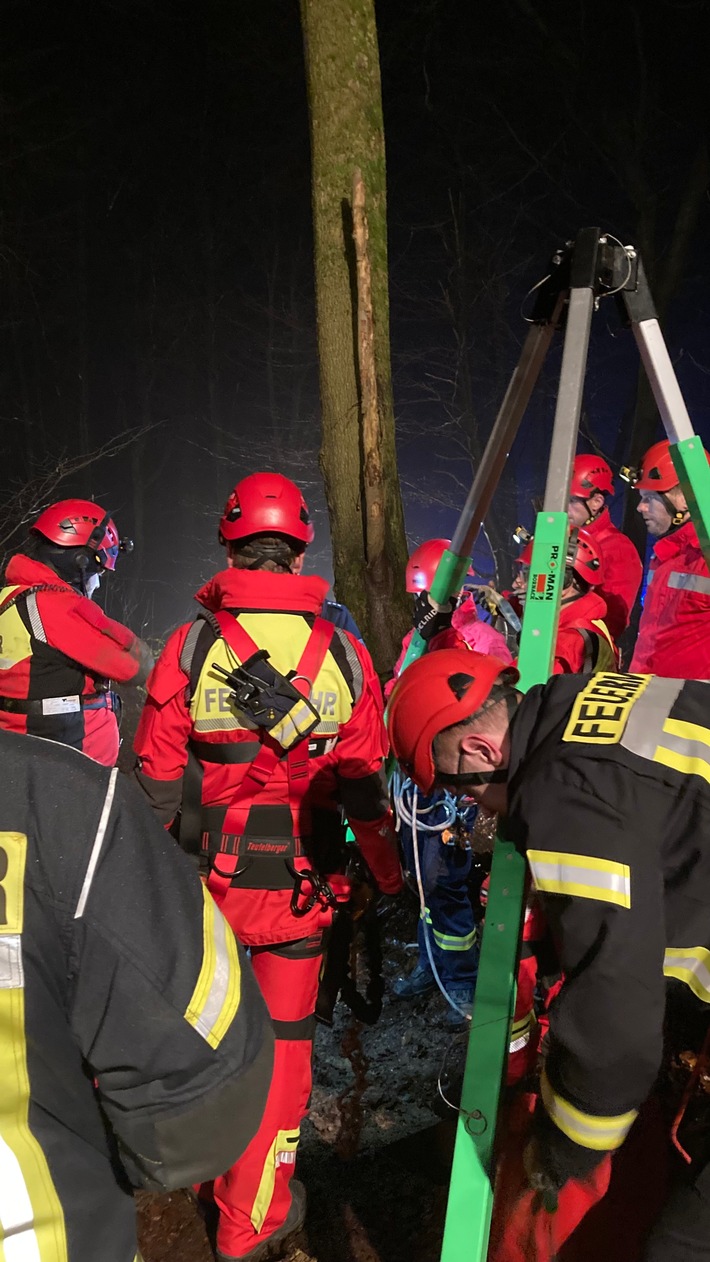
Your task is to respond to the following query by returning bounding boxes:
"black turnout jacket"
[0,730,273,1261]
[503,671,710,1183]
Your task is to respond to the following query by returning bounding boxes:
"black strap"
[0,691,105,715]
[575,627,599,675]
[178,746,206,856]
[190,739,262,765]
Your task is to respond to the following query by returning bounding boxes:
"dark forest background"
[2,0,709,639]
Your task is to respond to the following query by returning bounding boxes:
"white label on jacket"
[42,695,81,715]
[0,935,23,989]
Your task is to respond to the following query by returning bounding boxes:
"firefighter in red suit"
[0,498,153,765]
[629,438,710,678]
[567,454,643,640]
[133,472,402,1262]
[512,529,619,674]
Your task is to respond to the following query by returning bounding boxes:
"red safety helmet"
[219,472,314,546]
[634,440,680,492]
[632,439,710,493]
[387,649,518,794]
[405,538,475,593]
[518,528,604,587]
[33,499,122,571]
[570,454,614,498]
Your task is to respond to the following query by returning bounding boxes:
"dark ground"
[136,905,465,1262]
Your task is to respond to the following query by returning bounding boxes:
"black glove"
[413,592,455,642]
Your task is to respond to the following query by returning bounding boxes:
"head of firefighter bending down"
[387,647,521,815]
[218,471,314,572]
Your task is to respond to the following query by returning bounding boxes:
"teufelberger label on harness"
[562,672,653,744]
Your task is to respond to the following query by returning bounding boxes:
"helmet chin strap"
[436,766,509,789]
[657,494,689,533]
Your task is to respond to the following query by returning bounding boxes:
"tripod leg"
[631,318,694,444]
[543,284,596,510]
[400,305,562,677]
[450,307,562,559]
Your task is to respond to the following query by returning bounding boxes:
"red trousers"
[489,1094,671,1262]
[204,884,324,1259]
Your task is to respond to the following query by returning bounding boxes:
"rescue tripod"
[392,226,710,1262]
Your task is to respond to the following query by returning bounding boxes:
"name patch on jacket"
[562,672,652,744]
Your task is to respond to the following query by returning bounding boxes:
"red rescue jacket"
[133,568,402,945]
[630,519,710,678]
[584,509,643,641]
[552,592,619,675]
[0,555,151,765]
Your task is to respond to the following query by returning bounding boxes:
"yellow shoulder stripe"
[527,849,631,909]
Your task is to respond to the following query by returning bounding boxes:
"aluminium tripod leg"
[399,314,560,675]
[621,256,695,445]
[621,256,710,568]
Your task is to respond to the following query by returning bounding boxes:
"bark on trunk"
[300,0,410,672]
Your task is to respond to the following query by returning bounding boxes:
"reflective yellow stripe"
[540,1070,637,1151]
[510,1011,534,1038]
[421,909,477,952]
[185,886,241,1050]
[250,1129,300,1232]
[527,850,631,909]
[652,718,710,788]
[664,946,710,1003]
[270,700,319,750]
[0,832,68,1261]
[509,1010,534,1053]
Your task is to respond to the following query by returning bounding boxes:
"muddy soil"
[137,902,467,1262]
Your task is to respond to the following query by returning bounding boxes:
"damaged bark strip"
[352,168,386,574]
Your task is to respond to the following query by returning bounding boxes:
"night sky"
[2,0,709,639]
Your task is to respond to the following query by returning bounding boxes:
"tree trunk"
[300,0,410,672]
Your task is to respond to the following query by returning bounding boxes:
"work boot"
[391,961,436,1000]
[216,1180,307,1262]
[443,986,473,1030]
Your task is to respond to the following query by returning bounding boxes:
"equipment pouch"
[211,650,321,749]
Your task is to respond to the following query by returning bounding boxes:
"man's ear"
[291,552,305,574]
[459,730,504,769]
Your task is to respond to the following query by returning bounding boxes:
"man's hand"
[523,1137,561,1213]
[413,592,456,642]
